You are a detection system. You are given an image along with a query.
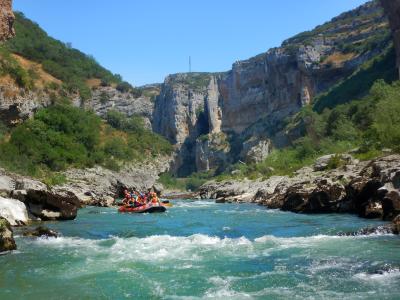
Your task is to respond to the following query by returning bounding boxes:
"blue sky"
[14,0,369,86]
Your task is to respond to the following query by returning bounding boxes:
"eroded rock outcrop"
[381,0,400,77]
[153,73,219,175]
[83,85,159,130]
[0,172,80,221]
[200,154,400,224]
[53,156,172,207]
[0,0,14,42]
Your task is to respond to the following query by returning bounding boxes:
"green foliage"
[0,103,173,179]
[99,91,110,104]
[0,47,34,89]
[313,47,397,112]
[158,171,214,192]
[0,121,9,141]
[326,154,345,170]
[105,110,173,157]
[4,12,122,97]
[216,79,400,181]
[116,81,142,97]
[370,81,400,152]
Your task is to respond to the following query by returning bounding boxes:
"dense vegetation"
[217,79,400,181]
[0,103,172,185]
[0,47,34,89]
[313,47,397,112]
[2,12,141,99]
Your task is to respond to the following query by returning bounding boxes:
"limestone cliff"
[0,0,14,42]
[82,85,158,130]
[153,1,390,176]
[381,0,400,77]
[153,73,220,175]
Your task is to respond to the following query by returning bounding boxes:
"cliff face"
[153,73,218,175]
[381,0,400,77]
[153,1,390,176]
[0,0,14,42]
[82,85,158,130]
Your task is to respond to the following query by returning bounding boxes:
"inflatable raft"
[118,204,166,213]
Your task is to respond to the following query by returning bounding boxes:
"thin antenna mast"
[189,56,192,73]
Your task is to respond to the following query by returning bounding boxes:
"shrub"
[0,103,172,180]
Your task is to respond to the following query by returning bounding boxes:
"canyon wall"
[153,0,391,176]
[0,0,14,42]
[381,0,400,77]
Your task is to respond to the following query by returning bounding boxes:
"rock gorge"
[0,0,397,179]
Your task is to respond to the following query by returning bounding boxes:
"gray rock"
[199,155,400,220]
[0,197,29,226]
[241,139,272,164]
[0,217,16,253]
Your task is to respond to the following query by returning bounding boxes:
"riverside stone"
[0,217,16,252]
[0,197,29,226]
[199,155,400,221]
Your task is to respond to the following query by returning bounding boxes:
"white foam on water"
[174,200,217,209]
[354,268,400,282]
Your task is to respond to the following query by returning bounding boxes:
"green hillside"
[1,12,139,99]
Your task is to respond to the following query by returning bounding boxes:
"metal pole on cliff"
[189,56,192,73]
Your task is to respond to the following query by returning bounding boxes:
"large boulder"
[25,188,81,221]
[0,217,16,252]
[0,197,29,226]
[281,178,347,213]
[199,179,266,203]
[0,171,15,197]
[241,138,272,164]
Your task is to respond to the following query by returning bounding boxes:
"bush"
[100,92,110,104]
[0,103,173,179]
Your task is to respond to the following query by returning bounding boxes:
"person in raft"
[150,192,160,206]
[123,189,141,207]
[123,190,131,205]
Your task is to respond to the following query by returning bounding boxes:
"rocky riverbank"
[0,155,170,252]
[199,154,400,233]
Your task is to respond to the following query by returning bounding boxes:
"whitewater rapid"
[2,200,399,299]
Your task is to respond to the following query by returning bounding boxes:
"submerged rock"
[23,226,59,238]
[0,217,16,252]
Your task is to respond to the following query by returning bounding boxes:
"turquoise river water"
[1,200,400,299]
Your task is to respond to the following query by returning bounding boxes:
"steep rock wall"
[381,0,400,77]
[153,1,390,175]
[0,0,14,42]
[153,73,217,175]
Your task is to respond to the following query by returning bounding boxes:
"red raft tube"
[118,203,166,213]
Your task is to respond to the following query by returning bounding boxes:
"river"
[1,200,400,299]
